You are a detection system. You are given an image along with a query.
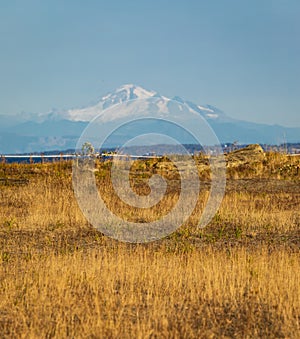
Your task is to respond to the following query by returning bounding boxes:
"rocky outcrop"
[226,144,265,166]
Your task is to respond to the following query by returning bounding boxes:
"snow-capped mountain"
[64,84,156,122]
[63,84,229,123]
[0,84,299,153]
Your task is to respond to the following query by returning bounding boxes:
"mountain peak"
[101,84,156,103]
[65,84,229,122]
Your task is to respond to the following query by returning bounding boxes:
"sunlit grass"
[0,150,299,337]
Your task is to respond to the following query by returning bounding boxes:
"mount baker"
[0,84,299,153]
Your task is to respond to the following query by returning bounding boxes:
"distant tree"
[232,141,239,151]
[81,142,95,156]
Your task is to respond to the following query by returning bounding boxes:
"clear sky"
[0,0,299,127]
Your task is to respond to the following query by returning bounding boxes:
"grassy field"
[0,147,299,338]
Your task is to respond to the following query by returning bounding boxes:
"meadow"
[0,146,299,338]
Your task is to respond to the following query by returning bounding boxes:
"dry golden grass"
[0,149,299,338]
[1,246,299,338]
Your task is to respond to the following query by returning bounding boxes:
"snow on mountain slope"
[66,84,158,122]
[64,84,228,122]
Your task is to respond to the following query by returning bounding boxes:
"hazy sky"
[0,0,299,127]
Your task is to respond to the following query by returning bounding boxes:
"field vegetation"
[0,145,299,338]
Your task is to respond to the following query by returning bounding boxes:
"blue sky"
[0,0,299,127]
